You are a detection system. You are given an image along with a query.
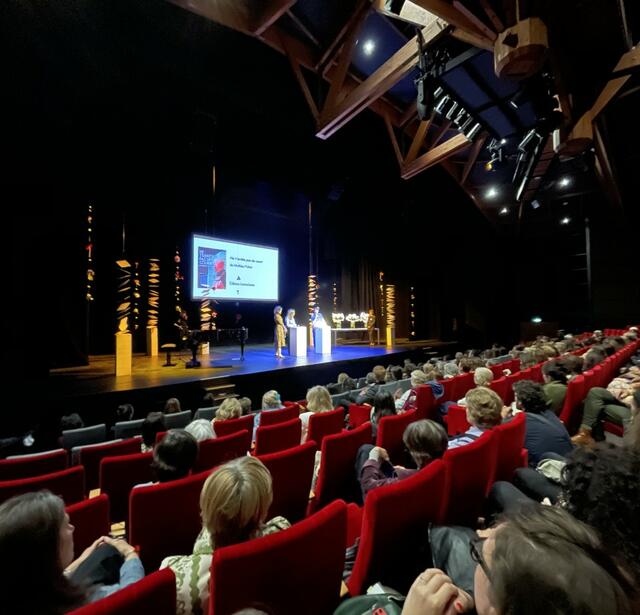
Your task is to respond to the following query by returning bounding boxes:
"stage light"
[465,122,482,140]
[500,138,507,145]
[531,199,541,209]
[362,39,375,56]
[560,216,571,225]
[558,176,572,188]
[486,186,499,199]
[499,206,509,215]
[484,160,494,172]
[531,316,542,323]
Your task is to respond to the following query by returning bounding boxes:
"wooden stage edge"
[44,339,456,411]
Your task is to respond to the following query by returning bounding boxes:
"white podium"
[313,326,332,355]
[289,326,307,357]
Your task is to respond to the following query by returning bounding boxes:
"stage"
[43,339,455,422]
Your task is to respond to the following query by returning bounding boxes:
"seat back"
[194,407,216,421]
[69,569,176,615]
[0,466,85,506]
[559,375,586,435]
[254,418,301,456]
[444,405,469,437]
[489,363,507,380]
[193,431,251,473]
[77,438,142,493]
[347,461,447,596]
[209,500,347,615]
[213,414,254,439]
[442,431,498,526]
[258,405,299,427]
[114,419,145,440]
[99,452,153,522]
[375,410,417,462]
[414,385,437,420]
[129,469,211,571]
[307,408,345,446]
[164,410,193,429]
[0,449,67,481]
[489,377,508,403]
[258,441,317,523]
[348,404,371,429]
[493,413,526,482]
[455,373,475,399]
[66,494,110,559]
[311,423,372,513]
[62,424,107,450]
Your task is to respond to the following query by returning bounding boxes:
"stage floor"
[48,339,451,399]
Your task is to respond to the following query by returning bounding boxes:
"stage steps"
[203,381,237,402]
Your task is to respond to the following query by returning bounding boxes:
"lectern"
[289,326,307,357]
[313,326,332,355]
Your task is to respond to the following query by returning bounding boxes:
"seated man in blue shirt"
[504,379,573,466]
[448,387,503,449]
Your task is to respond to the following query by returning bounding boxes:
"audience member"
[541,361,568,414]
[164,397,182,414]
[141,411,166,453]
[185,418,215,442]
[370,391,397,438]
[151,430,198,482]
[252,390,284,438]
[300,385,333,442]
[61,413,84,431]
[395,369,428,412]
[116,403,135,422]
[448,388,502,449]
[238,396,252,415]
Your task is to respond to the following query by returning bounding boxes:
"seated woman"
[0,491,144,613]
[161,456,290,615]
[395,368,444,412]
[402,506,636,615]
[358,419,448,499]
[141,411,166,453]
[252,390,284,439]
[212,397,242,438]
[164,397,182,414]
[370,391,397,439]
[541,361,568,414]
[185,418,215,442]
[152,430,198,482]
[448,387,503,449]
[299,385,333,443]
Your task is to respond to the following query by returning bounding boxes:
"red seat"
[604,420,624,437]
[69,569,176,615]
[347,461,447,596]
[493,413,527,482]
[503,374,520,405]
[310,423,372,514]
[254,418,301,456]
[442,431,498,526]
[99,452,153,522]
[209,500,347,615]
[444,404,469,437]
[0,465,84,506]
[489,377,508,403]
[489,364,507,380]
[455,373,475,399]
[348,404,372,429]
[193,431,251,473]
[213,414,254,439]
[258,441,317,523]
[78,438,142,493]
[259,405,300,427]
[66,494,110,559]
[129,469,211,571]
[307,408,345,446]
[414,385,437,420]
[0,449,67,481]
[559,375,586,435]
[439,378,457,405]
[375,410,417,463]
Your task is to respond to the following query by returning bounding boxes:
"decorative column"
[307,274,319,346]
[115,259,132,375]
[146,258,160,356]
[385,283,396,347]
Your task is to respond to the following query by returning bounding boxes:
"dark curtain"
[339,257,379,320]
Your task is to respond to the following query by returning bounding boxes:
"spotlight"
[558,176,572,188]
[486,186,499,199]
[500,138,507,145]
[484,160,494,172]
[531,316,542,324]
[560,216,571,225]
[531,199,541,209]
[465,122,482,140]
[362,40,375,56]
[499,206,509,215]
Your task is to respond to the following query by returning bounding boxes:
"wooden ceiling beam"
[461,133,487,185]
[410,0,487,38]
[405,115,435,163]
[253,0,298,36]
[452,0,497,41]
[166,0,252,34]
[401,133,471,179]
[431,119,452,146]
[316,16,448,139]
[450,27,494,51]
[478,0,504,33]
[384,114,405,167]
[282,39,320,121]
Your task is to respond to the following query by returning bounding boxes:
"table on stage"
[331,327,380,345]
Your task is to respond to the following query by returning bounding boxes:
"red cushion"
[254,418,301,456]
[194,431,251,473]
[348,405,372,429]
[259,405,300,427]
[0,465,84,506]
[307,408,345,446]
[0,449,68,481]
[375,410,417,463]
[66,494,110,559]
[79,438,142,493]
[493,413,526,482]
[213,414,254,439]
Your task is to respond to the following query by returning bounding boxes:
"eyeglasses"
[470,536,491,578]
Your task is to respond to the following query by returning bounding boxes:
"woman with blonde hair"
[274,305,286,359]
[214,397,242,422]
[299,385,333,442]
[161,456,290,615]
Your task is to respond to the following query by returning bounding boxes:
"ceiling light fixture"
[486,186,499,199]
[499,206,509,215]
[362,40,375,56]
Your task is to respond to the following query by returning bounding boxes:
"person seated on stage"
[161,457,290,615]
[300,386,333,443]
[310,305,325,328]
[213,397,243,430]
[61,413,84,431]
[370,391,397,439]
[238,397,252,416]
[141,411,166,453]
[152,430,198,483]
[448,387,502,450]
[185,419,215,442]
[356,420,448,499]
[164,397,182,414]
[354,365,388,406]
[0,491,144,614]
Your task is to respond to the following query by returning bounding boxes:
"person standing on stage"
[285,308,297,329]
[274,305,286,359]
[311,305,325,328]
[367,308,376,346]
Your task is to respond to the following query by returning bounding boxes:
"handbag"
[334,590,405,615]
